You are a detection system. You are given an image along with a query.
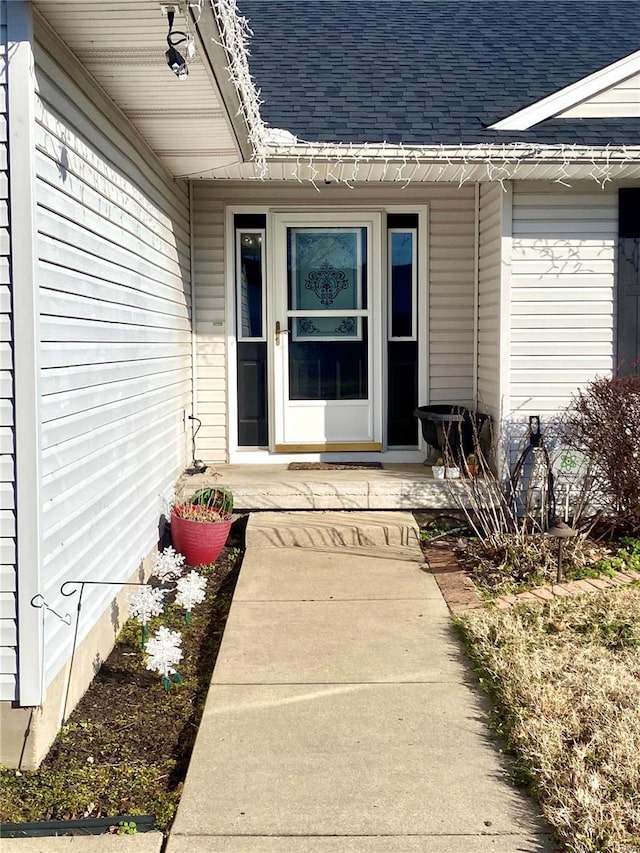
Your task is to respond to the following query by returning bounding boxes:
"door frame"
[224,203,429,463]
[270,209,383,452]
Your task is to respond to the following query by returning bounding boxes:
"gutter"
[198,136,640,184]
[264,140,640,163]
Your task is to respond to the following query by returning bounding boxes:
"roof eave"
[191,2,254,162]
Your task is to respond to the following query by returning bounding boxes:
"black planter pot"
[414,405,490,464]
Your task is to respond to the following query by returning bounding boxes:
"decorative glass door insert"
[273,213,382,450]
[288,227,367,401]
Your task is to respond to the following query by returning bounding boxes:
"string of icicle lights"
[209,1,640,190]
[228,138,640,190]
[210,0,268,172]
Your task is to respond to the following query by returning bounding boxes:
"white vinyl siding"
[33,28,191,690]
[0,0,16,700]
[559,70,640,118]
[477,183,504,421]
[192,183,476,461]
[428,185,476,406]
[509,182,617,416]
[192,184,226,461]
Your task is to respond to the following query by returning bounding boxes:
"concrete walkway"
[167,512,554,853]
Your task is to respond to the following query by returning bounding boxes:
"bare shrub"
[564,375,640,533]
[445,419,593,589]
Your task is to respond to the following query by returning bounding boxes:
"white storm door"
[272,212,383,451]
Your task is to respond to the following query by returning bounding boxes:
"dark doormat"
[287,462,383,470]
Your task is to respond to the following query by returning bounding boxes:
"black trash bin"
[413,405,490,464]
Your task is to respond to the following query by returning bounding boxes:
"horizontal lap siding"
[560,71,640,119]
[477,183,503,421]
[0,0,16,700]
[192,183,476,461]
[34,33,191,689]
[192,185,225,462]
[510,182,617,416]
[427,186,475,406]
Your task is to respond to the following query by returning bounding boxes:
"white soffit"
[490,48,640,131]
[32,0,247,177]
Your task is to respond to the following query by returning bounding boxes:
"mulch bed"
[0,540,244,832]
[422,540,640,614]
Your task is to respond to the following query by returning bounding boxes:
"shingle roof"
[239,0,640,146]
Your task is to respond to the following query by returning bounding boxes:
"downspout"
[188,181,198,424]
[473,181,480,409]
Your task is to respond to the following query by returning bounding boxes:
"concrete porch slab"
[176,464,469,511]
[168,682,549,839]
[211,599,465,684]
[233,548,436,601]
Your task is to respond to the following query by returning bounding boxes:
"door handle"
[275,320,289,346]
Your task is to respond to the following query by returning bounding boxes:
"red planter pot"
[170,510,233,566]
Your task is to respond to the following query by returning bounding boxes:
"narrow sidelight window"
[235,215,268,446]
[388,229,417,340]
[386,214,419,446]
[236,230,265,341]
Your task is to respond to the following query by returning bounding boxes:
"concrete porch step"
[176,464,470,511]
[245,510,422,557]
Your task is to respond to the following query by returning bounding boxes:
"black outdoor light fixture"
[165,9,190,80]
[547,518,578,584]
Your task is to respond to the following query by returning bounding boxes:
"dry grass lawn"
[458,585,640,853]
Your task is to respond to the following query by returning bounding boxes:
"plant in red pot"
[170,486,233,566]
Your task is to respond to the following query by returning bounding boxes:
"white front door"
[272,211,383,452]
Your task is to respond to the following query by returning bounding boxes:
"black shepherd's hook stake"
[509,415,557,529]
[187,415,207,474]
[59,579,164,723]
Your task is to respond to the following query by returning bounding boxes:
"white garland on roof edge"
[258,138,640,190]
[208,0,640,190]
[210,0,268,173]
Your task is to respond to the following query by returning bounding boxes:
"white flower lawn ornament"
[128,586,166,646]
[151,546,186,582]
[145,626,183,691]
[175,571,208,622]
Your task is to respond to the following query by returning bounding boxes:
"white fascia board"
[489,48,640,131]
[189,2,253,162]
